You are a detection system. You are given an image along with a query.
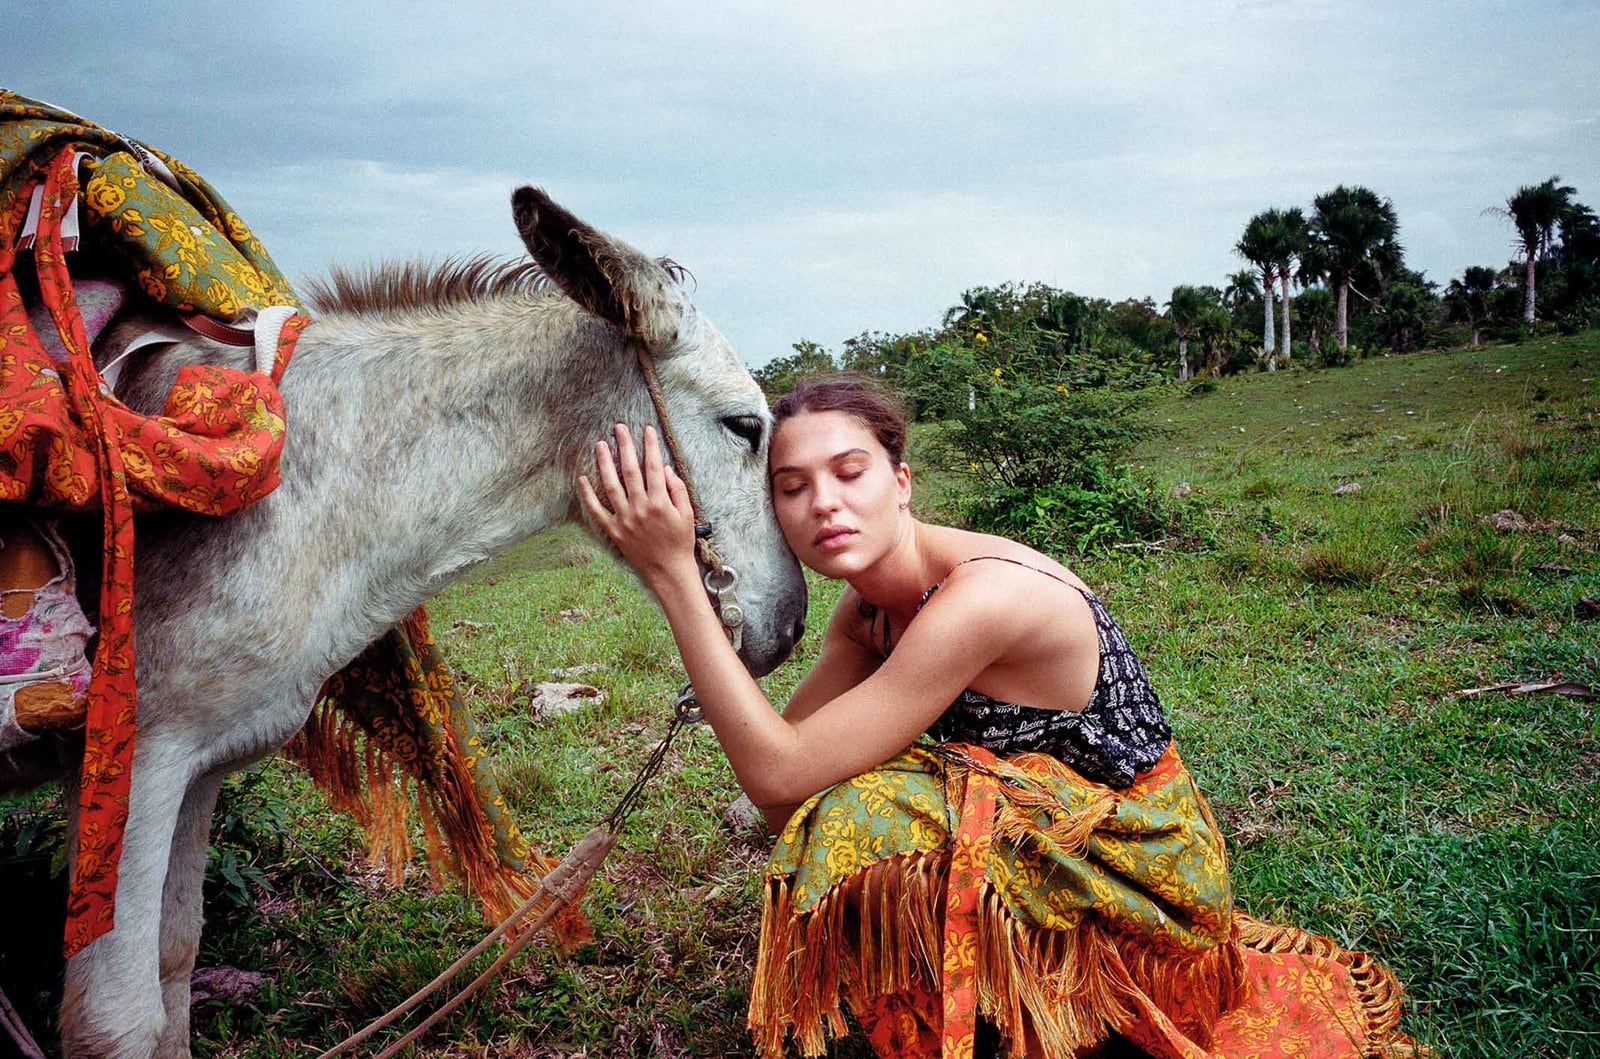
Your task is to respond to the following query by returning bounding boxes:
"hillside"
[3,333,1595,1057]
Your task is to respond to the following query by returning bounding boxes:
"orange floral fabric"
[939,743,1001,1059]
[1,104,304,956]
[750,744,1420,1059]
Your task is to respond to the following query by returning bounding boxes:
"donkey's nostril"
[792,618,807,645]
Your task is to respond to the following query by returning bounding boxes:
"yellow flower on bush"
[1055,384,1068,394]
[974,332,988,344]
[992,367,1003,377]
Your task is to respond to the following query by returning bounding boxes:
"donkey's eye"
[721,414,765,453]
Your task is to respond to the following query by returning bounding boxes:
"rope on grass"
[0,983,46,1059]
[315,711,690,1058]
[318,337,728,1057]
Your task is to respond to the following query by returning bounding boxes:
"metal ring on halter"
[703,566,738,594]
[703,565,745,636]
[674,682,704,723]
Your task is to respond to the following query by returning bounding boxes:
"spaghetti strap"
[919,555,1081,608]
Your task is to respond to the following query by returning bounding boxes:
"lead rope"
[317,345,745,1057]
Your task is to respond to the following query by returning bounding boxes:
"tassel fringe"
[1234,913,1427,1058]
[748,850,1249,1059]
[283,697,584,943]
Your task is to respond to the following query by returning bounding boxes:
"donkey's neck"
[267,297,651,669]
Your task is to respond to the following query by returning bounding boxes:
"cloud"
[4,0,1597,364]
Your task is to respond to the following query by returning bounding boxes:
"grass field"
[3,332,1597,1057]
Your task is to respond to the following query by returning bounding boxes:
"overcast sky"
[7,1,1597,365]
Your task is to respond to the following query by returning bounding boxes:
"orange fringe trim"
[748,851,1248,1059]
[283,697,587,947]
[1233,914,1426,1058]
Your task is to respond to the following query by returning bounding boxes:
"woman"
[579,380,1414,1059]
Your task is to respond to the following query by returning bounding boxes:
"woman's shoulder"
[931,526,1093,597]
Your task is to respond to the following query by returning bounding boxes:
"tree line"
[755,175,1598,397]
[749,177,1597,553]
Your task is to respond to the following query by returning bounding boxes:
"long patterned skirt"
[748,744,1420,1059]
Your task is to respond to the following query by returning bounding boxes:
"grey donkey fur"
[0,187,807,1058]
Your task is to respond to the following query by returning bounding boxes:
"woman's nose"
[811,481,840,513]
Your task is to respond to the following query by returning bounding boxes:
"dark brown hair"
[771,377,911,465]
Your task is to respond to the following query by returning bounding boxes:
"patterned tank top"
[912,556,1171,789]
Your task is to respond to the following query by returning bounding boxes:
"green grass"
[3,333,1598,1057]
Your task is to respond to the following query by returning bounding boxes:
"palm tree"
[1497,176,1577,323]
[1272,207,1308,365]
[1195,303,1233,377]
[1235,212,1278,360]
[1302,185,1403,352]
[942,287,1003,331]
[1166,284,1210,380]
[1034,290,1099,354]
[1222,268,1259,321]
[1444,266,1498,348]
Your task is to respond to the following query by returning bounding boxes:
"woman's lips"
[814,527,856,551]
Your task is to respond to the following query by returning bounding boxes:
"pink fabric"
[0,519,95,751]
[25,276,127,363]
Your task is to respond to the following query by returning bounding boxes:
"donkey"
[0,186,808,1058]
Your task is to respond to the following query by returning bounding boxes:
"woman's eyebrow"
[769,447,872,480]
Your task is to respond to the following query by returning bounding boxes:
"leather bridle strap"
[632,345,745,655]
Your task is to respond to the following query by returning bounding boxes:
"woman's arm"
[762,593,880,831]
[579,425,1020,808]
[780,591,880,725]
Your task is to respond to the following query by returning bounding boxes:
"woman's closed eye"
[777,469,862,496]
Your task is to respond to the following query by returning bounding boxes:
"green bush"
[901,329,1175,553]
[963,464,1181,554]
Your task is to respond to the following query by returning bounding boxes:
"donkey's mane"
[303,255,694,318]
[303,256,551,317]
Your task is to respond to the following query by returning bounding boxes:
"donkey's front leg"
[60,741,196,1059]
[152,770,225,1059]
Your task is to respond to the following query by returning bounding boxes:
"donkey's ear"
[511,186,681,349]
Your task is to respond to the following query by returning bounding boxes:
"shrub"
[901,331,1176,553]
[963,464,1181,554]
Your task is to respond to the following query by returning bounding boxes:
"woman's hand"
[578,424,699,592]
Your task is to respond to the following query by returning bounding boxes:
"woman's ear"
[896,462,912,510]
